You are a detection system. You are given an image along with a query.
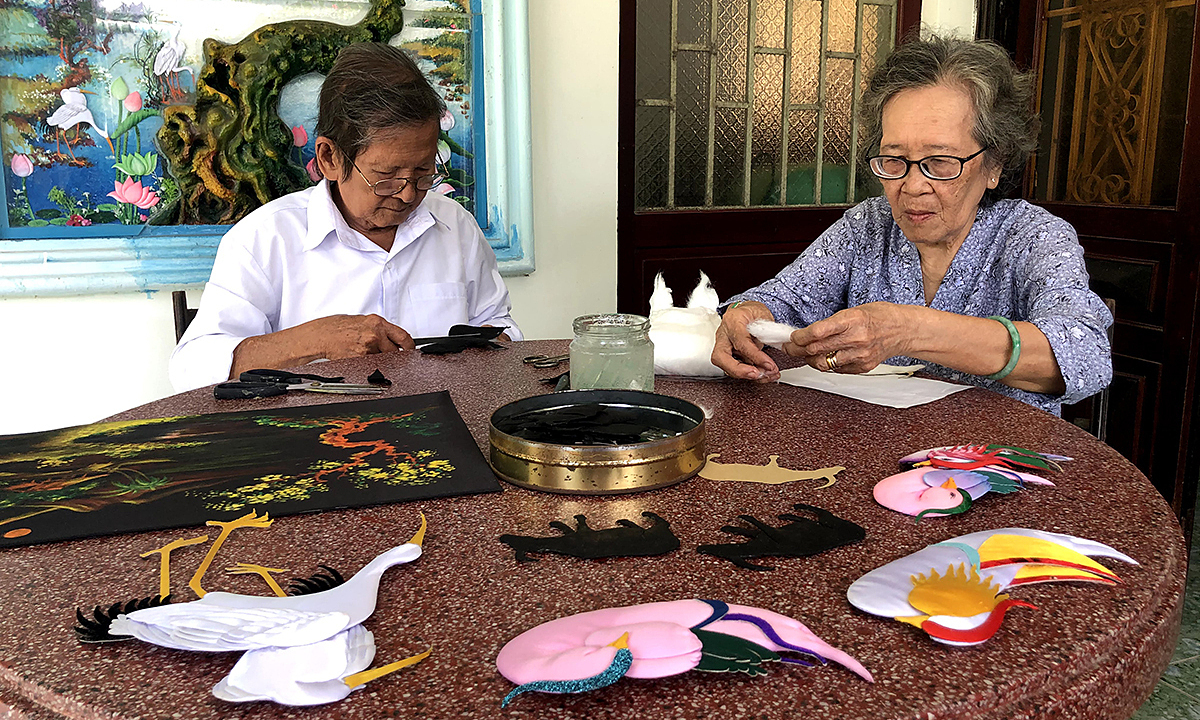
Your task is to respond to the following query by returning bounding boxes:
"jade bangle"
[985,315,1021,381]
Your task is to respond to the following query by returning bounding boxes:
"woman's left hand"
[784,302,911,373]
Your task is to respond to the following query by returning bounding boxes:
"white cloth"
[169,181,521,391]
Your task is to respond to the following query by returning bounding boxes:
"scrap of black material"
[419,337,505,355]
[493,402,697,446]
[696,504,866,571]
[367,370,393,387]
[412,324,506,345]
[0,392,500,549]
[499,512,680,562]
[538,371,570,390]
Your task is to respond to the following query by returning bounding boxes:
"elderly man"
[169,43,521,392]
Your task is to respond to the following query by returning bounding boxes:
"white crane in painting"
[46,87,114,163]
[154,21,192,100]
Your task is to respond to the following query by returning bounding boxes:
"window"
[633,0,898,211]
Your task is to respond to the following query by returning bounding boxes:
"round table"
[0,341,1185,720]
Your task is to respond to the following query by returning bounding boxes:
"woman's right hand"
[710,301,781,382]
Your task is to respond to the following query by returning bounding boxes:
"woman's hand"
[784,302,910,373]
[711,301,781,381]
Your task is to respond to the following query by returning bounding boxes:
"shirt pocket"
[407,281,470,337]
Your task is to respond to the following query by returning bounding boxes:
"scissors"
[523,353,570,369]
[214,369,385,400]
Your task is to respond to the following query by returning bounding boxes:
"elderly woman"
[712,35,1111,415]
[169,43,521,392]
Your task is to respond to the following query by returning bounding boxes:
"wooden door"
[995,0,1200,539]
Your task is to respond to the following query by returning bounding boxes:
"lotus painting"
[0,0,482,236]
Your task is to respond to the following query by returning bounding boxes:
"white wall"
[0,0,974,435]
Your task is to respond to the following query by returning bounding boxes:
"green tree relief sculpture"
[155,0,406,225]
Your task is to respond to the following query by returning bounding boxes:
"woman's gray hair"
[317,42,446,180]
[859,34,1038,203]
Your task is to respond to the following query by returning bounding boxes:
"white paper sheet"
[777,364,971,408]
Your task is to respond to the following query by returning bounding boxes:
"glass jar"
[570,314,655,391]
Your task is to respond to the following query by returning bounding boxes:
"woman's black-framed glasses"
[352,161,449,196]
[866,148,988,181]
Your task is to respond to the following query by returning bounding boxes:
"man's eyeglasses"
[352,161,449,196]
[866,148,988,181]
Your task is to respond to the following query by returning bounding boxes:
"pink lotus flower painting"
[10,154,33,178]
[108,177,161,209]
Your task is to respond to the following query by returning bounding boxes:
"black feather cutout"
[286,564,345,596]
[74,594,172,643]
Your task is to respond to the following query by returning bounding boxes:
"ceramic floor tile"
[1131,681,1200,720]
[1176,637,1200,664]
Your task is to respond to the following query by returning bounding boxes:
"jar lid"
[572,313,650,335]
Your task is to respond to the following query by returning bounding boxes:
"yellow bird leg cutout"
[699,454,844,488]
[408,512,427,547]
[343,646,432,688]
[188,510,274,598]
[225,563,290,598]
[140,535,209,599]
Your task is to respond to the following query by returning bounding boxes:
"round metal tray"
[488,389,707,495]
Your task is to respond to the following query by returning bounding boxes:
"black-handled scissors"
[214,369,385,400]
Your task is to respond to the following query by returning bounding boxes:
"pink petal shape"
[124,91,143,113]
[292,125,308,147]
[10,154,33,178]
[306,157,322,182]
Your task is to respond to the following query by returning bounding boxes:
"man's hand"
[308,314,417,359]
[783,302,909,373]
[230,314,415,379]
[710,301,781,382]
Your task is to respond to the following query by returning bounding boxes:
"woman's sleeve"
[721,216,856,325]
[1016,217,1113,406]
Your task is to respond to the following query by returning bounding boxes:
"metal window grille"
[634,0,896,210]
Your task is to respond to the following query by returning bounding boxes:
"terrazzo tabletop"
[0,340,1186,720]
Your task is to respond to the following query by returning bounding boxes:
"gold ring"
[826,351,838,372]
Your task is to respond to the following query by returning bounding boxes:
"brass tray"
[488,389,706,495]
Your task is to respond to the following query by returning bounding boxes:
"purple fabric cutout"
[721,612,828,666]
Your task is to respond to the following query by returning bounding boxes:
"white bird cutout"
[46,87,113,162]
[108,515,430,706]
[153,22,192,99]
[648,271,725,377]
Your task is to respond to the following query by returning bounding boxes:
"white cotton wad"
[647,272,725,376]
[746,319,799,349]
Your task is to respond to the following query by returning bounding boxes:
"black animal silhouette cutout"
[499,512,680,562]
[697,504,865,571]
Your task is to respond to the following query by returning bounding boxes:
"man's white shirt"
[169,181,522,391]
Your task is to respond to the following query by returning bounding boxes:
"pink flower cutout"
[292,125,308,147]
[124,91,143,113]
[107,177,161,209]
[10,154,33,178]
[439,110,455,132]
[433,184,454,195]
[305,157,322,182]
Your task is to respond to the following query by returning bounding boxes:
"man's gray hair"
[317,42,447,180]
[859,35,1038,203]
